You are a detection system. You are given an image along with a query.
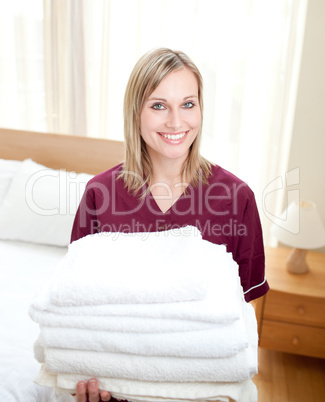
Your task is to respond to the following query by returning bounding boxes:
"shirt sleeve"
[70,184,99,243]
[234,194,269,302]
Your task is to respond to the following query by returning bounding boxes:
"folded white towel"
[30,241,243,326]
[40,343,257,383]
[35,299,258,383]
[37,321,246,358]
[51,226,218,306]
[35,365,258,402]
[29,310,219,333]
[36,302,255,358]
[31,279,241,326]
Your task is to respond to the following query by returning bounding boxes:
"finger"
[76,381,87,402]
[88,378,100,402]
[100,390,112,401]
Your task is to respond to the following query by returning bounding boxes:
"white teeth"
[161,132,186,140]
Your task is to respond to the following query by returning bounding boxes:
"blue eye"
[152,103,165,110]
[183,101,194,108]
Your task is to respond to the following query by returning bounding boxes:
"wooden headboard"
[0,128,125,174]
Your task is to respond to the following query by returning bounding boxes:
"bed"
[0,128,125,401]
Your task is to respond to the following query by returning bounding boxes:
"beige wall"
[288,0,325,253]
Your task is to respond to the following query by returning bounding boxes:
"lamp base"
[286,248,309,274]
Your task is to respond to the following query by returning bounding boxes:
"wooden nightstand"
[256,247,325,358]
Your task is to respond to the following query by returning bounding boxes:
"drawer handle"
[297,305,305,316]
[292,336,300,346]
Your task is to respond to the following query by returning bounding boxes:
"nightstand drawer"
[259,320,325,358]
[263,290,325,327]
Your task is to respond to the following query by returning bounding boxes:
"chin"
[164,150,189,161]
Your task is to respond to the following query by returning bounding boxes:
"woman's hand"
[73,378,112,401]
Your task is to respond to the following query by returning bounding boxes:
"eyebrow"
[147,95,198,102]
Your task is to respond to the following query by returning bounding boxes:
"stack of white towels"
[29,226,258,402]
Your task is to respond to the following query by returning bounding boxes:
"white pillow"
[0,159,22,205]
[0,159,93,247]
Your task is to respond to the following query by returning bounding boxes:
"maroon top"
[71,163,269,302]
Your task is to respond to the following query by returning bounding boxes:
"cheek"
[188,109,201,129]
[140,110,158,132]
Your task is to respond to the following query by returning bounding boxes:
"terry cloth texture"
[30,226,258,402]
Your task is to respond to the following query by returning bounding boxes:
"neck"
[150,157,187,187]
[149,156,188,213]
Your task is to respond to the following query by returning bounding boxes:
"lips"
[158,131,188,141]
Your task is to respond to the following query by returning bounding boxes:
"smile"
[159,131,188,140]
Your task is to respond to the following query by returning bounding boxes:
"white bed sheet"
[0,239,73,401]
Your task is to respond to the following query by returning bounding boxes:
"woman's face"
[140,68,201,166]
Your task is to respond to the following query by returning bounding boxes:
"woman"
[71,48,269,401]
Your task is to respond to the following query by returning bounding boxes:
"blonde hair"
[120,48,211,195]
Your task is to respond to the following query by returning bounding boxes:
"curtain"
[0,0,308,245]
[43,0,87,135]
[0,0,45,131]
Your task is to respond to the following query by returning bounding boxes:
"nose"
[166,108,182,130]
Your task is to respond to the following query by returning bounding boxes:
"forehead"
[149,68,198,98]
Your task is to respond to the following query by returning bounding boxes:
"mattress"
[0,239,72,401]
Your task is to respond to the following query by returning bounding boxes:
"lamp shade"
[271,200,325,249]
